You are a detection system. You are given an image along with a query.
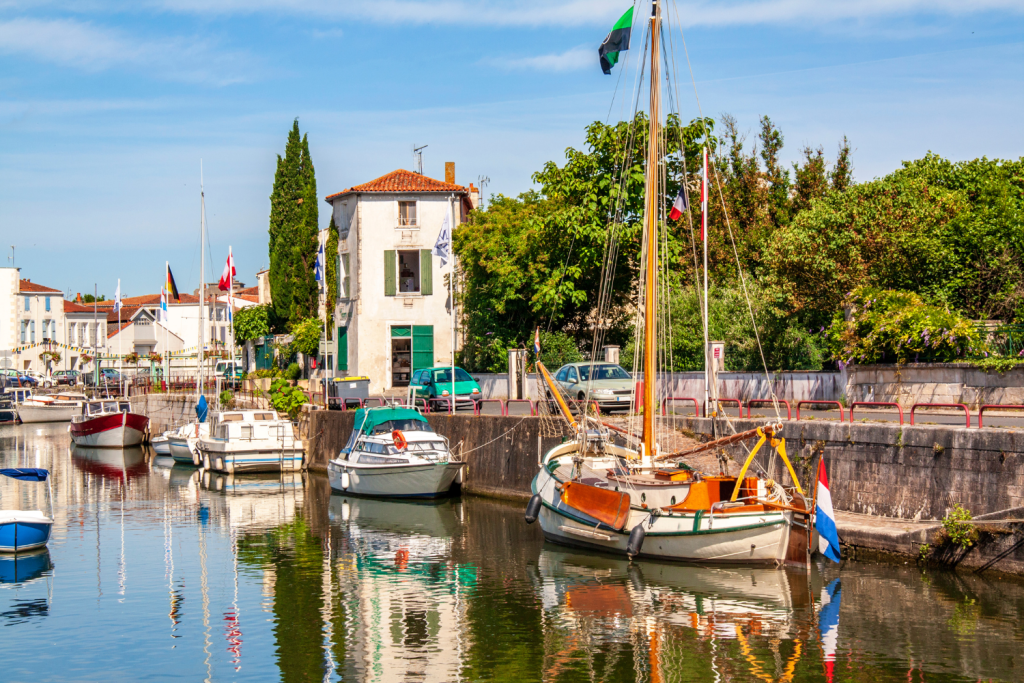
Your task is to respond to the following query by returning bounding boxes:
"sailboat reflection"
[0,547,52,585]
[532,547,834,681]
[0,548,53,626]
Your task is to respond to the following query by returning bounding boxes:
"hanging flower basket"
[80,353,93,363]
[39,350,62,364]
[147,352,162,363]
[124,352,140,365]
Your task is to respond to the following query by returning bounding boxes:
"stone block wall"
[847,363,1024,408]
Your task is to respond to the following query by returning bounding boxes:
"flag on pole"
[166,265,180,301]
[599,6,633,75]
[701,147,708,241]
[314,241,325,288]
[815,457,841,562]
[219,250,235,291]
[432,206,452,268]
[668,184,689,221]
[534,327,541,357]
[159,287,168,322]
[113,280,122,312]
[819,578,842,682]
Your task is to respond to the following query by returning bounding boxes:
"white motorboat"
[18,392,88,424]
[69,399,149,448]
[198,409,303,474]
[151,430,172,455]
[327,407,464,499]
[168,422,210,466]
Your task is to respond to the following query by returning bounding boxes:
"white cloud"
[486,45,595,72]
[0,17,256,84]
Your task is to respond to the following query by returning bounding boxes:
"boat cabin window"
[254,413,275,421]
[405,441,445,452]
[103,401,119,413]
[240,425,253,439]
[218,425,230,438]
[118,402,130,412]
[221,414,244,422]
[358,454,409,465]
[369,418,429,435]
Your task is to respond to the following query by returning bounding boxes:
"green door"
[256,335,274,370]
[336,326,348,372]
[412,326,433,373]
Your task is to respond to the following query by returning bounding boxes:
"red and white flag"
[219,248,235,291]
[668,185,688,221]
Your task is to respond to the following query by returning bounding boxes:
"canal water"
[1,422,1022,682]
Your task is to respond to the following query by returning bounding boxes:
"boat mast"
[641,0,661,457]
[199,163,205,402]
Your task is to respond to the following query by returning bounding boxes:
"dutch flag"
[819,578,842,682]
[816,457,841,563]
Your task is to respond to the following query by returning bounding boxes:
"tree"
[324,216,339,337]
[268,119,320,326]
[233,304,271,343]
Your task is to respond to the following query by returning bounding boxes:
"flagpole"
[117,279,122,397]
[702,147,710,420]
[228,246,235,376]
[199,162,206,403]
[164,262,169,387]
[449,196,455,415]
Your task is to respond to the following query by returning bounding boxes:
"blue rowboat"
[0,468,53,553]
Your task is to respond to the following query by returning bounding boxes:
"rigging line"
[671,0,782,426]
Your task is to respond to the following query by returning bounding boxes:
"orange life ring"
[392,429,408,450]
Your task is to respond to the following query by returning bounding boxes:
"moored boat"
[17,392,87,424]
[198,409,303,474]
[327,406,464,499]
[0,468,53,553]
[69,399,149,448]
[168,422,209,466]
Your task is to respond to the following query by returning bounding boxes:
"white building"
[7,276,67,374]
[324,168,476,391]
[0,267,19,372]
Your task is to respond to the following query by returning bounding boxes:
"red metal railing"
[506,399,536,416]
[910,403,969,427]
[850,401,903,425]
[796,400,846,422]
[428,398,452,413]
[707,398,743,418]
[662,396,699,417]
[475,399,506,417]
[746,399,792,420]
[978,404,1024,429]
[363,397,385,408]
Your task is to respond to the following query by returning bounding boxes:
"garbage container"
[327,376,370,410]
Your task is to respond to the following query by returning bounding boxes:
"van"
[214,360,244,382]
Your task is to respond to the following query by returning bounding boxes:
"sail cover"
[196,395,209,423]
[0,468,49,482]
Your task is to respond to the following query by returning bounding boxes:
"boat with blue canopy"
[328,406,464,498]
[0,468,53,553]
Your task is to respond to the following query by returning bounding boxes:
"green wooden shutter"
[384,250,396,296]
[412,325,434,372]
[420,249,432,296]
[341,253,350,298]
[339,326,349,371]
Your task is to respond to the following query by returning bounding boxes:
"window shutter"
[384,250,396,296]
[337,327,348,371]
[412,326,434,372]
[420,249,432,296]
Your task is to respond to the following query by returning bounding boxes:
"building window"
[68,322,75,343]
[20,321,27,344]
[398,251,422,293]
[398,201,417,227]
[45,296,50,312]
[30,320,35,344]
[24,297,29,312]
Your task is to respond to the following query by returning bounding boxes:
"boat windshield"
[578,364,631,382]
[103,401,119,413]
[370,418,431,435]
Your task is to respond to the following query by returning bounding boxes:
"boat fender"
[626,524,646,559]
[524,494,542,524]
[340,470,350,490]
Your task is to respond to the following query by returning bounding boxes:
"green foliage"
[269,119,320,326]
[917,543,931,563]
[534,331,584,371]
[81,294,106,303]
[826,287,985,365]
[325,216,339,336]
[247,368,280,380]
[267,378,307,418]
[942,503,978,550]
[219,390,234,408]
[124,352,140,365]
[284,362,302,381]
[233,304,271,343]
[971,357,1024,374]
[457,333,516,374]
[290,318,321,357]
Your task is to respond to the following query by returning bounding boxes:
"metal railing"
[795,400,845,422]
[849,401,903,425]
[978,404,1024,429]
[662,396,699,417]
[746,399,791,420]
[910,403,970,427]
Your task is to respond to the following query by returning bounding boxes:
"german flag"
[166,265,180,301]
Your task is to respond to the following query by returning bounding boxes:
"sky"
[1,0,1022,299]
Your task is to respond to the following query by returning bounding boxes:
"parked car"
[52,370,81,386]
[14,375,39,387]
[214,360,244,387]
[551,362,634,412]
[410,366,482,409]
[84,368,123,387]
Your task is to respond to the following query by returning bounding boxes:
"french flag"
[819,578,842,682]
[534,327,541,356]
[816,457,841,562]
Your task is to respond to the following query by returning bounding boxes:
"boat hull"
[328,460,463,498]
[70,412,149,448]
[17,404,78,423]
[0,516,53,553]
[168,436,201,465]
[200,443,304,474]
[532,461,799,565]
[151,435,172,455]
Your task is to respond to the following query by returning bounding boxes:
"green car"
[410,367,482,409]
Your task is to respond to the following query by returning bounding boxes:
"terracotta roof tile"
[325,169,467,201]
[19,279,62,294]
[236,286,259,296]
[63,300,94,313]
[94,292,200,308]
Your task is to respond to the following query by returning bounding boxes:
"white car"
[25,370,53,388]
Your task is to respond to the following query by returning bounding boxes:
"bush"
[942,503,978,549]
[826,287,985,365]
[266,378,308,419]
[219,390,234,409]
[284,363,302,381]
[247,368,280,380]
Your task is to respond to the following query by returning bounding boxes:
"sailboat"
[524,1,817,566]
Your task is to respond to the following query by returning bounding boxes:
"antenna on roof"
[413,144,428,175]
[477,175,490,210]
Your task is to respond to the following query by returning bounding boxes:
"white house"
[0,267,19,372]
[9,276,66,374]
[324,167,477,391]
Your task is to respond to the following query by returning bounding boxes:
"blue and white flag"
[159,287,168,322]
[314,242,325,287]
[113,280,122,312]
[816,457,841,562]
[432,207,451,268]
[819,578,842,682]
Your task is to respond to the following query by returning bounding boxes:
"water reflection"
[1,422,1023,682]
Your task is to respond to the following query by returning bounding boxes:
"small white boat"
[327,407,464,499]
[151,431,173,456]
[198,409,303,474]
[0,468,53,553]
[18,392,87,424]
[69,400,149,448]
[168,422,210,466]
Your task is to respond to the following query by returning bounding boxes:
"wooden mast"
[642,0,661,456]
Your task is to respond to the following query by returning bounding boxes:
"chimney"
[469,183,480,210]
[76,293,82,303]
[445,161,455,185]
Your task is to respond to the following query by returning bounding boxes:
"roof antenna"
[413,144,428,175]
[477,175,490,210]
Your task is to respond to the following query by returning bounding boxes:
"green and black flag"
[599,6,634,75]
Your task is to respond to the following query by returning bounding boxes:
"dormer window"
[398,201,417,228]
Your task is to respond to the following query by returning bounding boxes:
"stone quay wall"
[131,393,201,435]
[846,363,1024,409]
